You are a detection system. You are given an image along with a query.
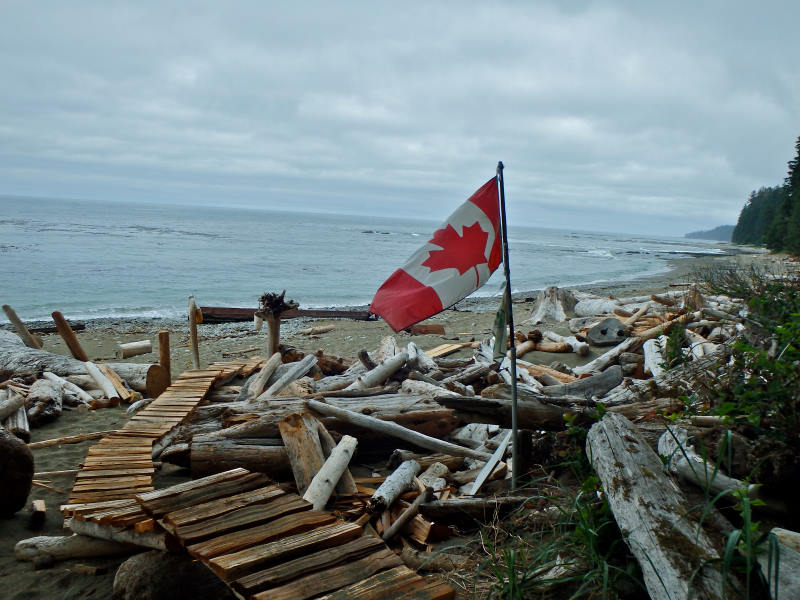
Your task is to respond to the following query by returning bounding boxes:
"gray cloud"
[0,1,798,235]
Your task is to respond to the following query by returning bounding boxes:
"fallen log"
[84,361,120,404]
[42,372,93,405]
[15,534,139,566]
[542,331,589,356]
[189,439,290,477]
[2,304,43,349]
[541,365,623,399]
[66,518,169,551]
[345,352,408,390]
[317,422,358,495]
[586,412,721,599]
[257,355,317,399]
[115,340,152,359]
[382,487,432,541]
[241,352,282,401]
[512,339,571,357]
[28,430,116,450]
[303,435,358,510]
[642,336,667,378]
[367,460,420,513]
[573,297,620,317]
[306,398,490,460]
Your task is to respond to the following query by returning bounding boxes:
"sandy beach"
[0,249,775,599]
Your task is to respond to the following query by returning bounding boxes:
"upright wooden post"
[188,296,201,369]
[2,305,43,349]
[51,311,89,361]
[265,313,281,356]
[158,330,171,383]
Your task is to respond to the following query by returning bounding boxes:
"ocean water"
[0,195,726,322]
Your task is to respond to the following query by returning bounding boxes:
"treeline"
[732,136,800,253]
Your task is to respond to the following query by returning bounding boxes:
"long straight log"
[302,435,358,510]
[586,413,721,599]
[15,534,139,565]
[317,422,358,495]
[306,399,490,460]
[345,352,408,390]
[2,304,42,349]
[542,331,589,356]
[189,439,290,477]
[382,487,432,541]
[51,311,89,361]
[115,340,152,359]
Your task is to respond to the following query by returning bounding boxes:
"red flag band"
[370,178,502,331]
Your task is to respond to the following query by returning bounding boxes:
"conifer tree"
[784,136,800,255]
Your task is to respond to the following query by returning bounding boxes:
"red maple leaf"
[421,222,489,286]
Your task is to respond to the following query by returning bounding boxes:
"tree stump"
[256,291,299,356]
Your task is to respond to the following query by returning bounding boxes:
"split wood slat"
[316,565,455,600]
[233,537,387,596]
[424,342,472,358]
[251,548,403,600]
[61,499,136,516]
[186,510,335,560]
[207,521,363,580]
[75,469,156,480]
[167,496,311,544]
[96,364,134,403]
[162,486,285,529]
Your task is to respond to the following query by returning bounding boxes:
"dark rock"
[113,550,236,600]
[0,428,34,516]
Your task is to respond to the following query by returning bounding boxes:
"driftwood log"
[2,305,43,349]
[528,287,576,323]
[116,340,152,359]
[302,434,357,509]
[586,412,721,599]
[367,459,420,513]
[51,311,89,361]
[0,330,168,397]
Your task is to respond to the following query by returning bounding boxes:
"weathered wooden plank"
[252,548,403,600]
[162,485,284,529]
[186,508,331,560]
[207,522,362,580]
[316,565,454,599]
[233,537,386,596]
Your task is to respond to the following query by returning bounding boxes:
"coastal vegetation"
[733,135,800,252]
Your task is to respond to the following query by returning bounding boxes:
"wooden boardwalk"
[60,360,454,599]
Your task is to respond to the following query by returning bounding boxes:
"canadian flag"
[370,178,502,331]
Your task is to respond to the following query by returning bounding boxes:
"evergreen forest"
[732,135,800,253]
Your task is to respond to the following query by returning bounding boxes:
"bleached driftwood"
[306,398,490,460]
[586,318,627,346]
[115,340,152,359]
[15,534,139,565]
[528,286,576,323]
[302,434,358,510]
[67,518,168,551]
[317,421,358,495]
[242,352,282,401]
[658,426,756,498]
[367,459,420,513]
[4,405,30,442]
[382,487,432,541]
[587,412,721,599]
[0,388,24,421]
[188,295,201,369]
[345,352,408,390]
[542,331,589,356]
[418,462,449,500]
[42,371,92,405]
[621,301,651,326]
[468,430,511,496]
[26,378,64,425]
[573,311,701,376]
[642,336,668,379]
[278,412,327,495]
[257,354,317,399]
[407,342,437,373]
[573,297,620,317]
[84,361,120,402]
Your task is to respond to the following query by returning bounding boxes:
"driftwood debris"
[2,304,43,349]
[528,286,576,323]
[256,290,299,356]
[587,413,722,599]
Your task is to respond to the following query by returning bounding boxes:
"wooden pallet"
[425,342,473,358]
[62,357,264,509]
[134,468,454,600]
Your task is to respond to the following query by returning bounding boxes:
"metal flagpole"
[496,161,519,490]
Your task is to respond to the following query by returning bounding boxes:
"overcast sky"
[1,2,798,236]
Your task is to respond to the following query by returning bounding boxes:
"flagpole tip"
[497,161,504,171]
